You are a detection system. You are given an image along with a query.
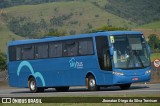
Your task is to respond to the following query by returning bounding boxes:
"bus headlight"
[112,71,124,76]
[145,70,151,74]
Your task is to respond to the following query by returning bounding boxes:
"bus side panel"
[39,56,99,87]
[47,56,99,87]
[8,62,30,87]
[8,55,101,88]
[90,70,113,86]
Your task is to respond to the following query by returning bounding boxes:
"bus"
[7,31,151,93]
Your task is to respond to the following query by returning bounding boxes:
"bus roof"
[8,31,143,46]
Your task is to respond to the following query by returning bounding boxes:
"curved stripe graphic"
[17,61,45,86]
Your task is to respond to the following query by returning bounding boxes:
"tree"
[148,34,160,52]
[0,52,7,71]
[46,28,66,37]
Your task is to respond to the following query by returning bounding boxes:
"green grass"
[151,53,160,62]
[1,94,160,106]
[139,21,160,29]
[0,104,160,106]
[0,94,160,106]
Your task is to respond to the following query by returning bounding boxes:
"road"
[0,84,160,97]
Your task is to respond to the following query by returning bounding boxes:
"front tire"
[120,84,131,90]
[28,77,44,93]
[88,76,99,91]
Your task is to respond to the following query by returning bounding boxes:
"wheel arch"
[86,71,101,91]
[85,72,96,79]
[85,72,97,89]
[28,75,35,81]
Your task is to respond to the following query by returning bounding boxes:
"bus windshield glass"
[112,34,150,69]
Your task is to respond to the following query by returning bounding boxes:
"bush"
[148,34,160,53]
[90,25,128,33]
[0,53,7,71]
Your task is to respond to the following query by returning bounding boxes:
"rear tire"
[120,84,131,90]
[55,87,69,92]
[88,75,99,91]
[28,77,44,93]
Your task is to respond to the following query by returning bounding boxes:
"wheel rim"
[89,79,95,88]
[30,80,36,91]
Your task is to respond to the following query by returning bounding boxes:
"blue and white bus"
[8,31,151,92]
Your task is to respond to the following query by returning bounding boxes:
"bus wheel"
[88,76,99,91]
[120,84,131,90]
[28,77,44,93]
[55,87,69,92]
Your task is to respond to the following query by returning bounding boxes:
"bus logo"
[69,58,84,69]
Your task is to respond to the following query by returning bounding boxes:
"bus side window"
[63,40,78,57]
[49,42,62,58]
[78,38,94,55]
[9,46,16,61]
[16,47,21,60]
[35,43,48,59]
[22,45,34,60]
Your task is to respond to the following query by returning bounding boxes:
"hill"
[1,0,160,53]
[4,1,135,37]
[138,21,160,29]
[0,0,71,8]
[104,0,160,25]
[1,0,160,25]
[0,17,23,53]
[133,21,160,39]
[0,1,136,53]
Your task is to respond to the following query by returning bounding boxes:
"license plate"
[132,78,138,81]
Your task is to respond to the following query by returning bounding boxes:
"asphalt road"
[0,83,160,97]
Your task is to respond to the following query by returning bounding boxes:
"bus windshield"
[112,34,150,69]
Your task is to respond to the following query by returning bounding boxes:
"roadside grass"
[0,94,160,106]
[1,94,160,106]
[0,80,8,87]
[151,53,160,62]
[1,104,160,106]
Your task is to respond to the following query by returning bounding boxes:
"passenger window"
[49,42,62,58]
[35,43,48,59]
[16,47,21,60]
[63,40,78,57]
[9,46,16,61]
[22,45,34,60]
[78,38,94,55]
